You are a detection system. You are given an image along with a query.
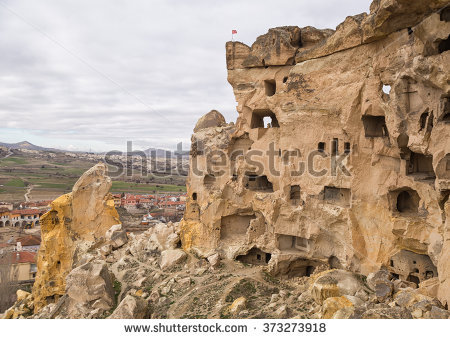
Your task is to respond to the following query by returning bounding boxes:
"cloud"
[0,0,371,151]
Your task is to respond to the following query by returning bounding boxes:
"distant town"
[0,191,187,309]
[0,141,188,311]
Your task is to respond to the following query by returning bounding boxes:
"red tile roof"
[0,251,36,264]
[10,209,40,216]
[17,235,41,246]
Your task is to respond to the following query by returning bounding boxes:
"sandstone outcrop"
[180,0,450,307]
[32,163,120,312]
[194,110,227,132]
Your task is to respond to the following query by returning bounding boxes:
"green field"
[111,181,185,193]
[0,157,28,165]
[0,150,186,202]
[5,178,26,187]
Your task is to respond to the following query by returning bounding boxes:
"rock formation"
[180,0,450,307]
[32,163,120,312]
[3,0,450,320]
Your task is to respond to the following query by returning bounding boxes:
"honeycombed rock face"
[181,0,450,306]
[32,163,120,312]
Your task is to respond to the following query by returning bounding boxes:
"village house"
[0,251,37,281]
[23,200,52,209]
[0,208,11,227]
[16,235,41,252]
[0,203,13,211]
[0,209,44,228]
[10,209,42,227]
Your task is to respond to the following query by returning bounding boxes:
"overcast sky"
[0,0,371,152]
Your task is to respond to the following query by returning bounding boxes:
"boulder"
[361,307,413,319]
[375,281,394,302]
[65,261,115,317]
[105,224,122,239]
[194,110,226,132]
[109,295,149,319]
[417,277,440,298]
[429,306,450,319]
[227,297,247,316]
[16,290,31,303]
[322,296,354,319]
[159,249,187,270]
[274,305,290,318]
[207,253,221,269]
[147,223,181,252]
[310,270,370,304]
[105,224,128,249]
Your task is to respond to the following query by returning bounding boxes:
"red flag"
[232,30,237,34]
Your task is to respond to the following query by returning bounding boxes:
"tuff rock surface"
[180,0,450,307]
[31,163,120,312]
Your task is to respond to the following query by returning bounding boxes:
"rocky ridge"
[181,0,450,307]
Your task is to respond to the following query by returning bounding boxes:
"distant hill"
[0,141,60,152]
[144,147,190,159]
[0,141,191,157]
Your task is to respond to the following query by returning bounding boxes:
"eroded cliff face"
[181,0,450,306]
[32,163,120,312]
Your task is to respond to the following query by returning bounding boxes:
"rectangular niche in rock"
[362,115,388,137]
[323,186,351,207]
[264,79,276,96]
[277,234,310,252]
[440,96,450,122]
[289,185,301,204]
[220,214,256,240]
[244,172,273,192]
[407,152,435,179]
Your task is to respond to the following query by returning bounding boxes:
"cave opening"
[236,248,271,266]
[318,142,325,152]
[362,115,388,137]
[244,173,273,192]
[441,97,450,122]
[438,35,450,54]
[407,274,420,287]
[407,152,435,178]
[289,185,301,204]
[264,80,276,96]
[419,111,429,130]
[344,142,351,153]
[251,109,279,128]
[396,191,416,213]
